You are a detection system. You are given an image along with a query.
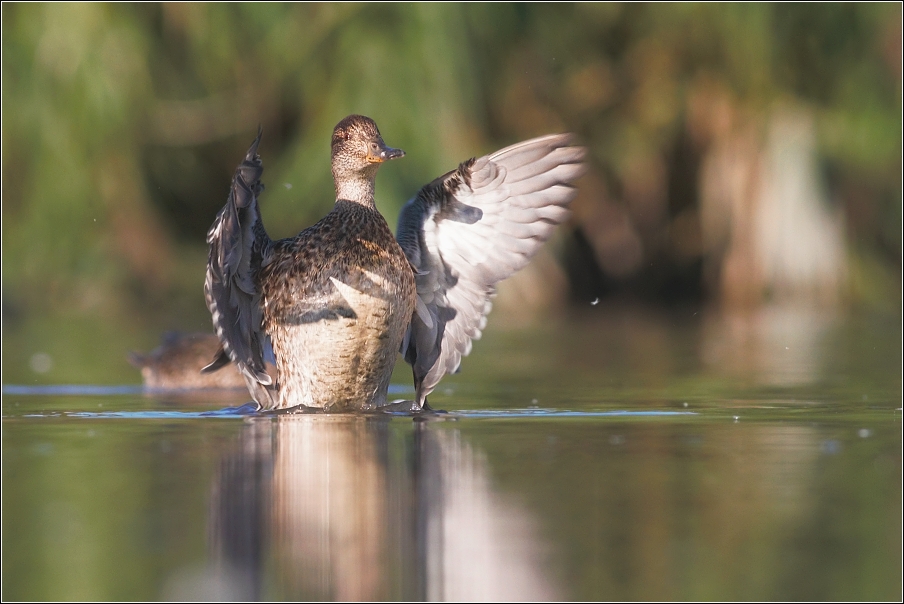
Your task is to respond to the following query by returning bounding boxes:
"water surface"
[2,307,901,600]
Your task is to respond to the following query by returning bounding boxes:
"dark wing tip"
[203,132,273,407]
[200,345,232,374]
[246,127,263,161]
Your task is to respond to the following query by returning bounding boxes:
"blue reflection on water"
[452,409,698,418]
[19,407,697,420]
[18,404,261,420]
[4,384,698,420]
[4,383,415,395]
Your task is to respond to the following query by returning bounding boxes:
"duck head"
[331,115,404,202]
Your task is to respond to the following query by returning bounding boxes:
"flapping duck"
[204,115,585,411]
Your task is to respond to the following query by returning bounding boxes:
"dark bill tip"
[380,145,405,161]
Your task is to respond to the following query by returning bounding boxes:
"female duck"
[204,115,584,411]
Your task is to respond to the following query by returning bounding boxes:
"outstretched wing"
[204,129,277,408]
[396,133,586,407]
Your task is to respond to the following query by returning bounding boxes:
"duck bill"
[369,143,405,163]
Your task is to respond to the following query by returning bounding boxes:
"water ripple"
[450,409,698,419]
[15,406,696,420]
[4,384,415,396]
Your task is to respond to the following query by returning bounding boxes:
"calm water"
[2,306,901,600]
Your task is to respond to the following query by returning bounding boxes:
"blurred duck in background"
[130,332,246,391]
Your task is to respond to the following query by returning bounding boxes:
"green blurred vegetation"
[2,3,901,331]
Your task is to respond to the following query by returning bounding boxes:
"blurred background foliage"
[2,3,901,350]
[3,8,900,599]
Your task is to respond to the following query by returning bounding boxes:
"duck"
[204,115,585,411]
[130,332,247,390]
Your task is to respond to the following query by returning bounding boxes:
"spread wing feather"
[203,129,277,408]
[397,134,586,407]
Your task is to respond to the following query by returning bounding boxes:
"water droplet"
[29,352,53,374]
[821,440,842,455]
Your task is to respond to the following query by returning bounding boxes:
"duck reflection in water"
[192,417,559,601]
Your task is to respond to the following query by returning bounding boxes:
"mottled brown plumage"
[260,199,415,409]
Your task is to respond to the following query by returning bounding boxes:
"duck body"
[260,200,415,409]
[205,114,585,412]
